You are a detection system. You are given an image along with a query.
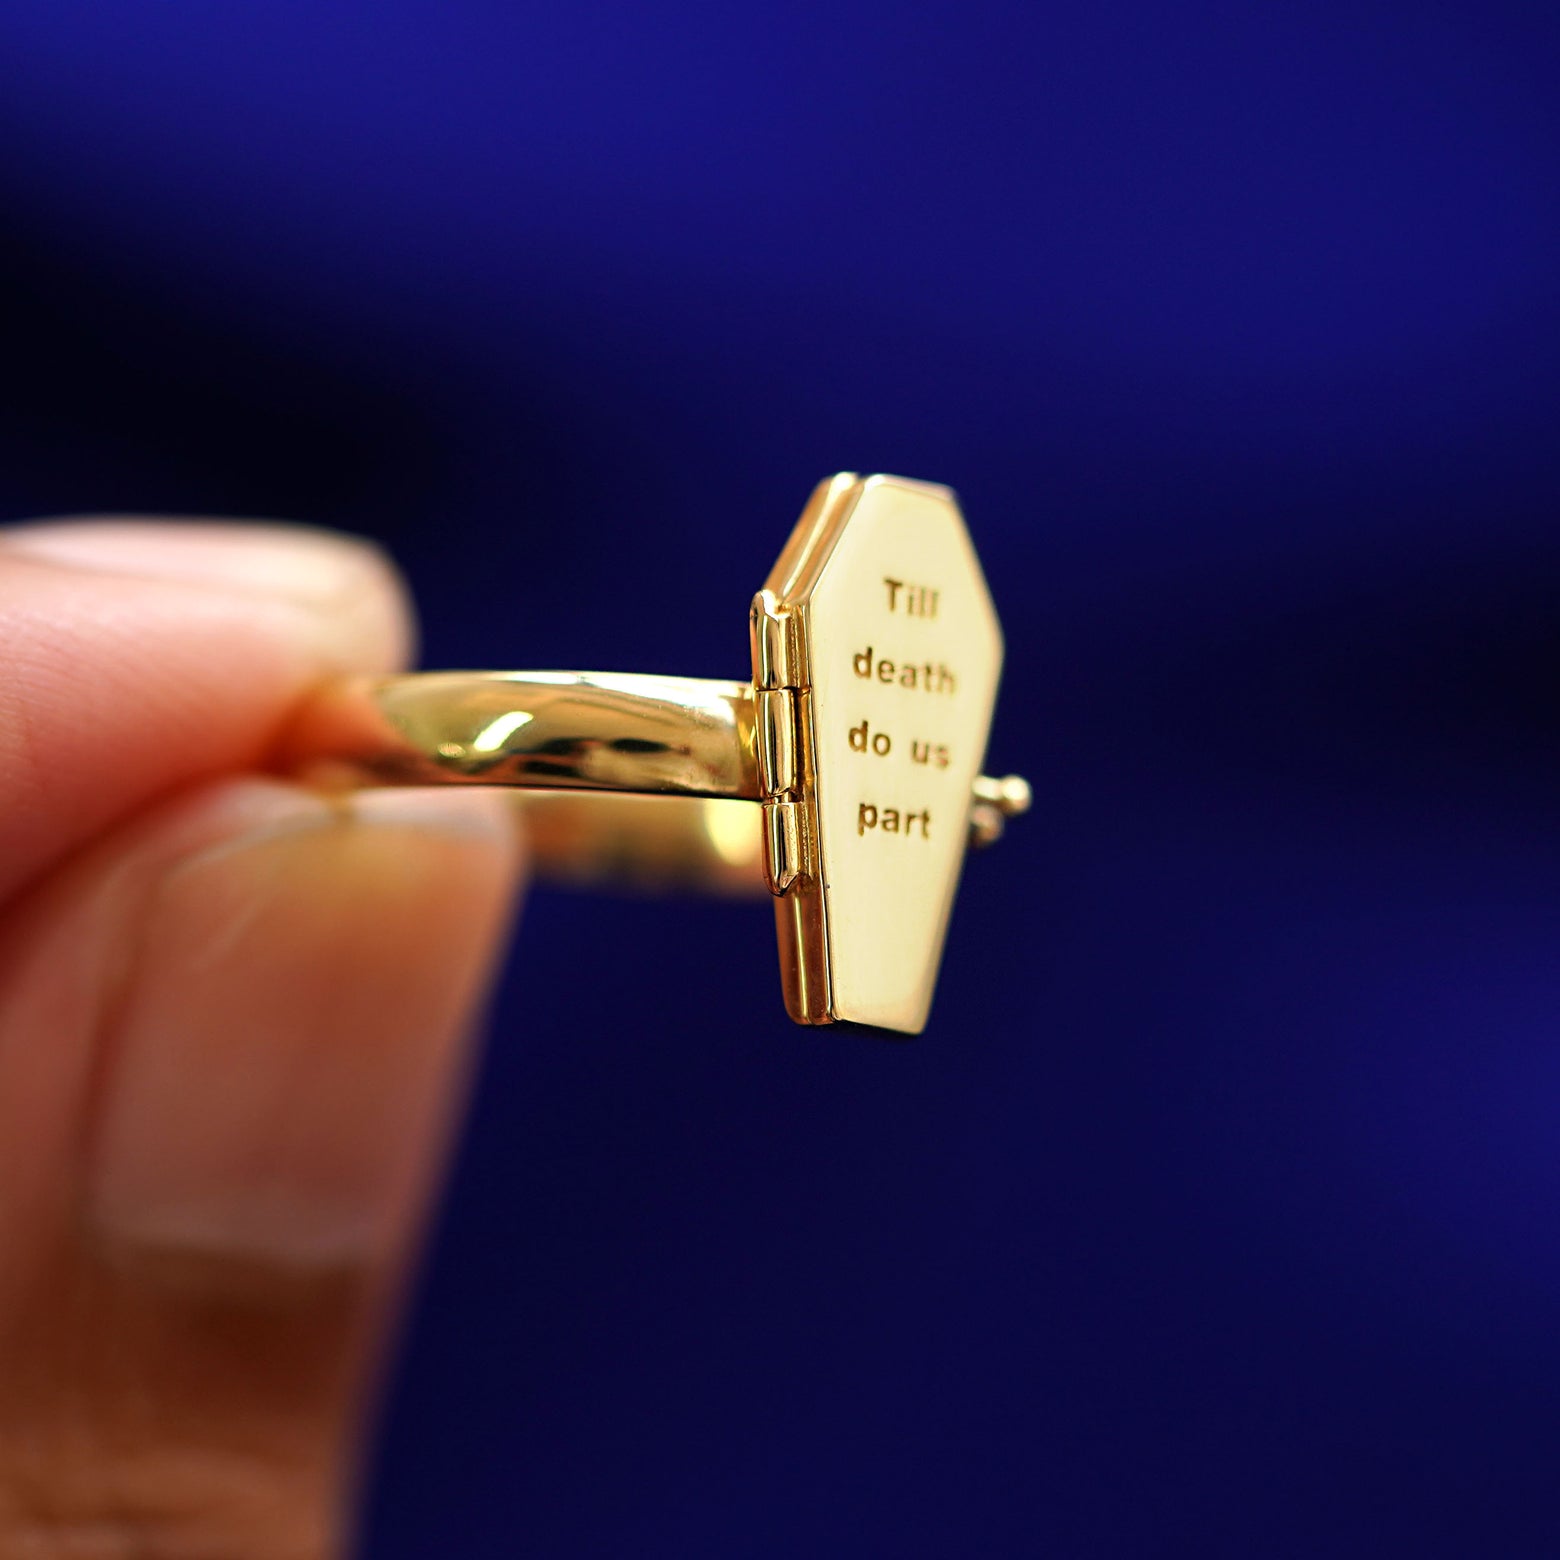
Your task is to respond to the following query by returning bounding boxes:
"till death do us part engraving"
[751,475,1005,1034]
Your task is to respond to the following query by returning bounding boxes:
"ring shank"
[278,670,1026,894]
[280,672,760,800]
[511,792,766,895]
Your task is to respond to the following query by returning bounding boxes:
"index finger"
[0,519,412,898]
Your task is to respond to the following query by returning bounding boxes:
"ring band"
[282,474,1027,1034]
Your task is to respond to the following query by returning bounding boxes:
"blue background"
[3,2,1559,1553]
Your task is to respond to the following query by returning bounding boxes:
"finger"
[0,776,524,1558]
[0,519,411,900]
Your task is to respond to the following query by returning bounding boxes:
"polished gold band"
[285,671,760,798]
[280,670,1028,893]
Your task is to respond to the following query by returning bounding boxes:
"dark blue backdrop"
[3,2,1559,1553]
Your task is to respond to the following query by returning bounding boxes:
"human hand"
[0,521,526,1557]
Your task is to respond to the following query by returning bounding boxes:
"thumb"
[0,777,524,1558]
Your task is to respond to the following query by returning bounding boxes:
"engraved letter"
[853,646,873,679]
[858,803,878,836]
[884,578,903,611]
[851,720,892,756]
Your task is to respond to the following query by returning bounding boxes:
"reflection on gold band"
[515,793,766,895]
[281,671,759,799]
[279,669,1026,896]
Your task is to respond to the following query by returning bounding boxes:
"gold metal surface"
[280,474,1025,1034]
[969,772,1032,849]
[757,474,1006,1034]
[282,671,758,798]
[515,794,765,894]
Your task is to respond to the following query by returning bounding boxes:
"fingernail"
[1,520,411,671]
[87,786,520,1271]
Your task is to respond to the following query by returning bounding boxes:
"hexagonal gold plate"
[752,474,1005,1034]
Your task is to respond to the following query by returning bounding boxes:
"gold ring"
[281,473,1028,1034]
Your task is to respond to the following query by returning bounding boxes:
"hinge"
[748,588,796,691]
[749,591,811,895]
